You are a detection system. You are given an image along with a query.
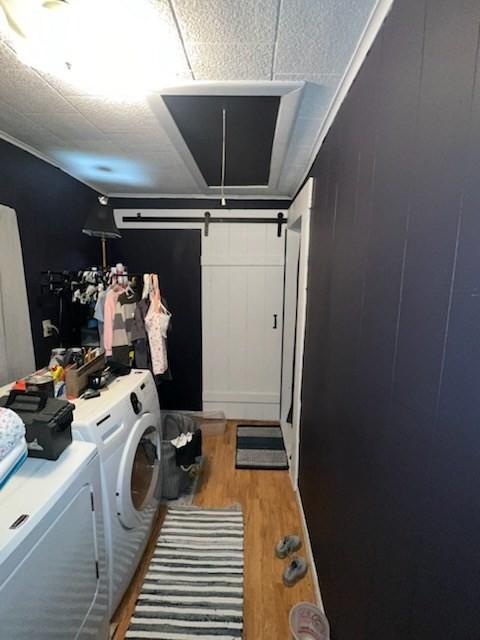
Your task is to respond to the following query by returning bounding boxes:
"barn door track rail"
[121,211,286,237]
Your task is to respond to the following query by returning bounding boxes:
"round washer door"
[116,412,160,529]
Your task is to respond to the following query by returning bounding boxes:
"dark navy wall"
[300,0,480,637]
[111,229,202,411]
[0,139,98,367]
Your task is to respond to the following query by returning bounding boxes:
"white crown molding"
[292,0,395,198]
[0,129,58,168]
[158,80,304,96]
[107,192,292,200]
[0,128,105,195]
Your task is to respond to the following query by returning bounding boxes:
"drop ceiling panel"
[0,0,382,197]
[186,42,274,81]
[274,0,376,75]
[172,0,279,43]
[57,138,119,154]
[0,99,65,147]
[0,42,76,114]
[66,97,159,132]
[24,112,103,141]
[106,131,174,152]
[173,0,279,81]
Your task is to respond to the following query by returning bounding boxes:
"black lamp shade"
[82,202,121,239]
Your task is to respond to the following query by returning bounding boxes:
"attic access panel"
[162,95,280,187]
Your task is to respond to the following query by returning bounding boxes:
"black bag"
[0,390,73,460]
[175,429,202,468]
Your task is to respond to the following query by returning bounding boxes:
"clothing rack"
[121,211,287,237]
[39,270,164,364]
[40,270,144,289]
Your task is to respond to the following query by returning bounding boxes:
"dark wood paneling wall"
[300,1,480,637]
[0,139,98,367]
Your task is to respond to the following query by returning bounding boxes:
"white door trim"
[283,179,313,490]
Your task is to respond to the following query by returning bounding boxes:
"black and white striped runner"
[126,506,244,640]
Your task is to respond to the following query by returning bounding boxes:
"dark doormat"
[235,425,289,470]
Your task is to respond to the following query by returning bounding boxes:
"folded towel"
[0,438,28,489]
[0,407,26,461]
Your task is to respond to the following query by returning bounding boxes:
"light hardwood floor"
[112,421,317,639]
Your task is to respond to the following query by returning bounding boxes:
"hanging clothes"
[131,297,150,369]
[118,287,140,344]
[145,274,171,375]
[94,286,106,349]
[103,287,130,365]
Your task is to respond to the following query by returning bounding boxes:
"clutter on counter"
[0,390,73,461]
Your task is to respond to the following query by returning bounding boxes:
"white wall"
[281,226,301,458]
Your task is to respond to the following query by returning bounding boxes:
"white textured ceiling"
[0,0,379,198]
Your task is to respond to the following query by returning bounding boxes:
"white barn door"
[202,219,285,420]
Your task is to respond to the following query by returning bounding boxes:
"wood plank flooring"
[112,421,317,639]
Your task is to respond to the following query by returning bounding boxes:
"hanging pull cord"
[221,107,226,206]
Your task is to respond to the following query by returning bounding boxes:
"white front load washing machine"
[72,370,162,615]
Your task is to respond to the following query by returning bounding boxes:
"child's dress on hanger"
[145,274,171,375]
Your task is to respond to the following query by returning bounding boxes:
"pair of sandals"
[275,535,308,587]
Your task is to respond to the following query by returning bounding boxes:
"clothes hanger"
[125,277,136,297]
[142,273,151,299]
[152,274,171,315]
[150,273,166,313]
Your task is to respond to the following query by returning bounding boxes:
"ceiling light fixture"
[0,0,187,100]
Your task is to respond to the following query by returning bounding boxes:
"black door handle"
[273,314,278,329]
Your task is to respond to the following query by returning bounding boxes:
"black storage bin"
[0,390,73,460]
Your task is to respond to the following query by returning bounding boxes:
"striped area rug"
[126,506,244,640]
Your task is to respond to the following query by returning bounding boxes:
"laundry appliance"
[72,369,162,614]
[0,441,109,640]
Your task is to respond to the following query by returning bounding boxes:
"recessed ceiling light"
[0,0,188,99]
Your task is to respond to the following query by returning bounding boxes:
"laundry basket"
[159,411,202,500]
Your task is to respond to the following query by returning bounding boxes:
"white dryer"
[0,441,109,639]
[72,370,162,615]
